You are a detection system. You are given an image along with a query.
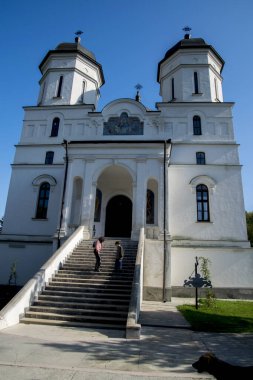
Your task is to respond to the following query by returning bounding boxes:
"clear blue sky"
[0,0,252,217]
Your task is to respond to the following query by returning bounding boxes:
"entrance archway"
[105,195,132,237]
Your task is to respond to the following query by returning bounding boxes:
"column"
[132,158,146,239]
[60,158,85,236]
[80,159,95,239]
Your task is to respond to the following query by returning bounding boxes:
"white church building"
[1,32,253,300]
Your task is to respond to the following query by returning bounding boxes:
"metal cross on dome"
[135,84,143,91]
[75,30,83,36]
[182,26,192,33]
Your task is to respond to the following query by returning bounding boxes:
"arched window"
[51,117,60,137]
[45,151,54,165]
[196,152,205,165]
[196,184,210,222]
[146,189,154,224]
[36,182,50,219]
[94,189,102,222]
[193,115,202,135]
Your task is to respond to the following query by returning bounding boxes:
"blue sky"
[0,0,252,217]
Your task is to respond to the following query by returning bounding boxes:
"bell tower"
[37,34,104,108]
[157,29,224,103]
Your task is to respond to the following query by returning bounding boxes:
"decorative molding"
[189,175,216,194]
[32,174,57,192]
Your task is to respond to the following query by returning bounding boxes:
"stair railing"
[126,227,144,339]
[0,226,85,330]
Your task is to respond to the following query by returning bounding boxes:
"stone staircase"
[20,239,138,330]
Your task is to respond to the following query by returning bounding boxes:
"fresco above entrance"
[103,112,144,135]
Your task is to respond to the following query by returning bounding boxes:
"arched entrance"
[105,195,132,237]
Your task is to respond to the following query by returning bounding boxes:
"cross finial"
[75,30,83,43]
[182,26,192,39]
[135,84,143,102]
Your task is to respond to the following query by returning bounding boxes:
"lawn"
[177,299,253,333]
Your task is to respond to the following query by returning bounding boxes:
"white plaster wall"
[143,242,253,289]
[143,240,163,288]
[171,144,239,165]
[3,167,63,235]
[159,49,223,103]
[0,243,52,285]
[168,164,248,243]
[171,247,253,287]
[70,71,98,106]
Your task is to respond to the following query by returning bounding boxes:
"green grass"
[177,299,253,333]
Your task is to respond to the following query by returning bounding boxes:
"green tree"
[246,211,253,247]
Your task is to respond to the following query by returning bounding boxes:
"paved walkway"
[0,298,253,379]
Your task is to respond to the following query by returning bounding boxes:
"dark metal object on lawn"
[184,256,212,309]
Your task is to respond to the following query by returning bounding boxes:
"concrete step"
[53,276,133,285]
[41,289,131,300]
[58,269,134,276]
[44,284,131,294]
[20,317,126,329]
[36,295,130,305]
[29,305,128,317]
[24,311,127,324]
[21,238,138,331]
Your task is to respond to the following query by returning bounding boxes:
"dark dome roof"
[55,42,96,61]
[157,36,225,81]
[39,40,105,85]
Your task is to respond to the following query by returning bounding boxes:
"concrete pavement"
[0,298,253,379]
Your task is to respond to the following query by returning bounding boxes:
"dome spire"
[182,26,192,39]
[135,84,143,102]
[74,30,83,44]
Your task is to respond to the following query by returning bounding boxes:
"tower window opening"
[82,81,86,103]
[194,72,199,94]
[45,151,54,165]
[56,75,63,98]
[214,77,219,100]
[193,115,202,135]
[171,77,175,100]
[50,117,60,137]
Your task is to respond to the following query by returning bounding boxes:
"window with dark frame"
[45,151,54,165]
[36,182,50,219]
[196,184,210,222]
[50,117,60,137]
[196,152,205,165]
[146,189,155,224]
[194,71,199,94]
[193,115,202,135]
[56,75,63,98]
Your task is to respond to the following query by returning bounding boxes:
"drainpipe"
[163,140,172,302]
[57,139,69,249]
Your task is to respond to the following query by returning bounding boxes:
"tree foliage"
[246,211,253,247]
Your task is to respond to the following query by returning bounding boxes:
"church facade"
[1,33,252,299]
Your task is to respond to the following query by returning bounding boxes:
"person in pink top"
[94,236,104,272]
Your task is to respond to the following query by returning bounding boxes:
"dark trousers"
[94,250,101,271]
[115,258,123,271]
